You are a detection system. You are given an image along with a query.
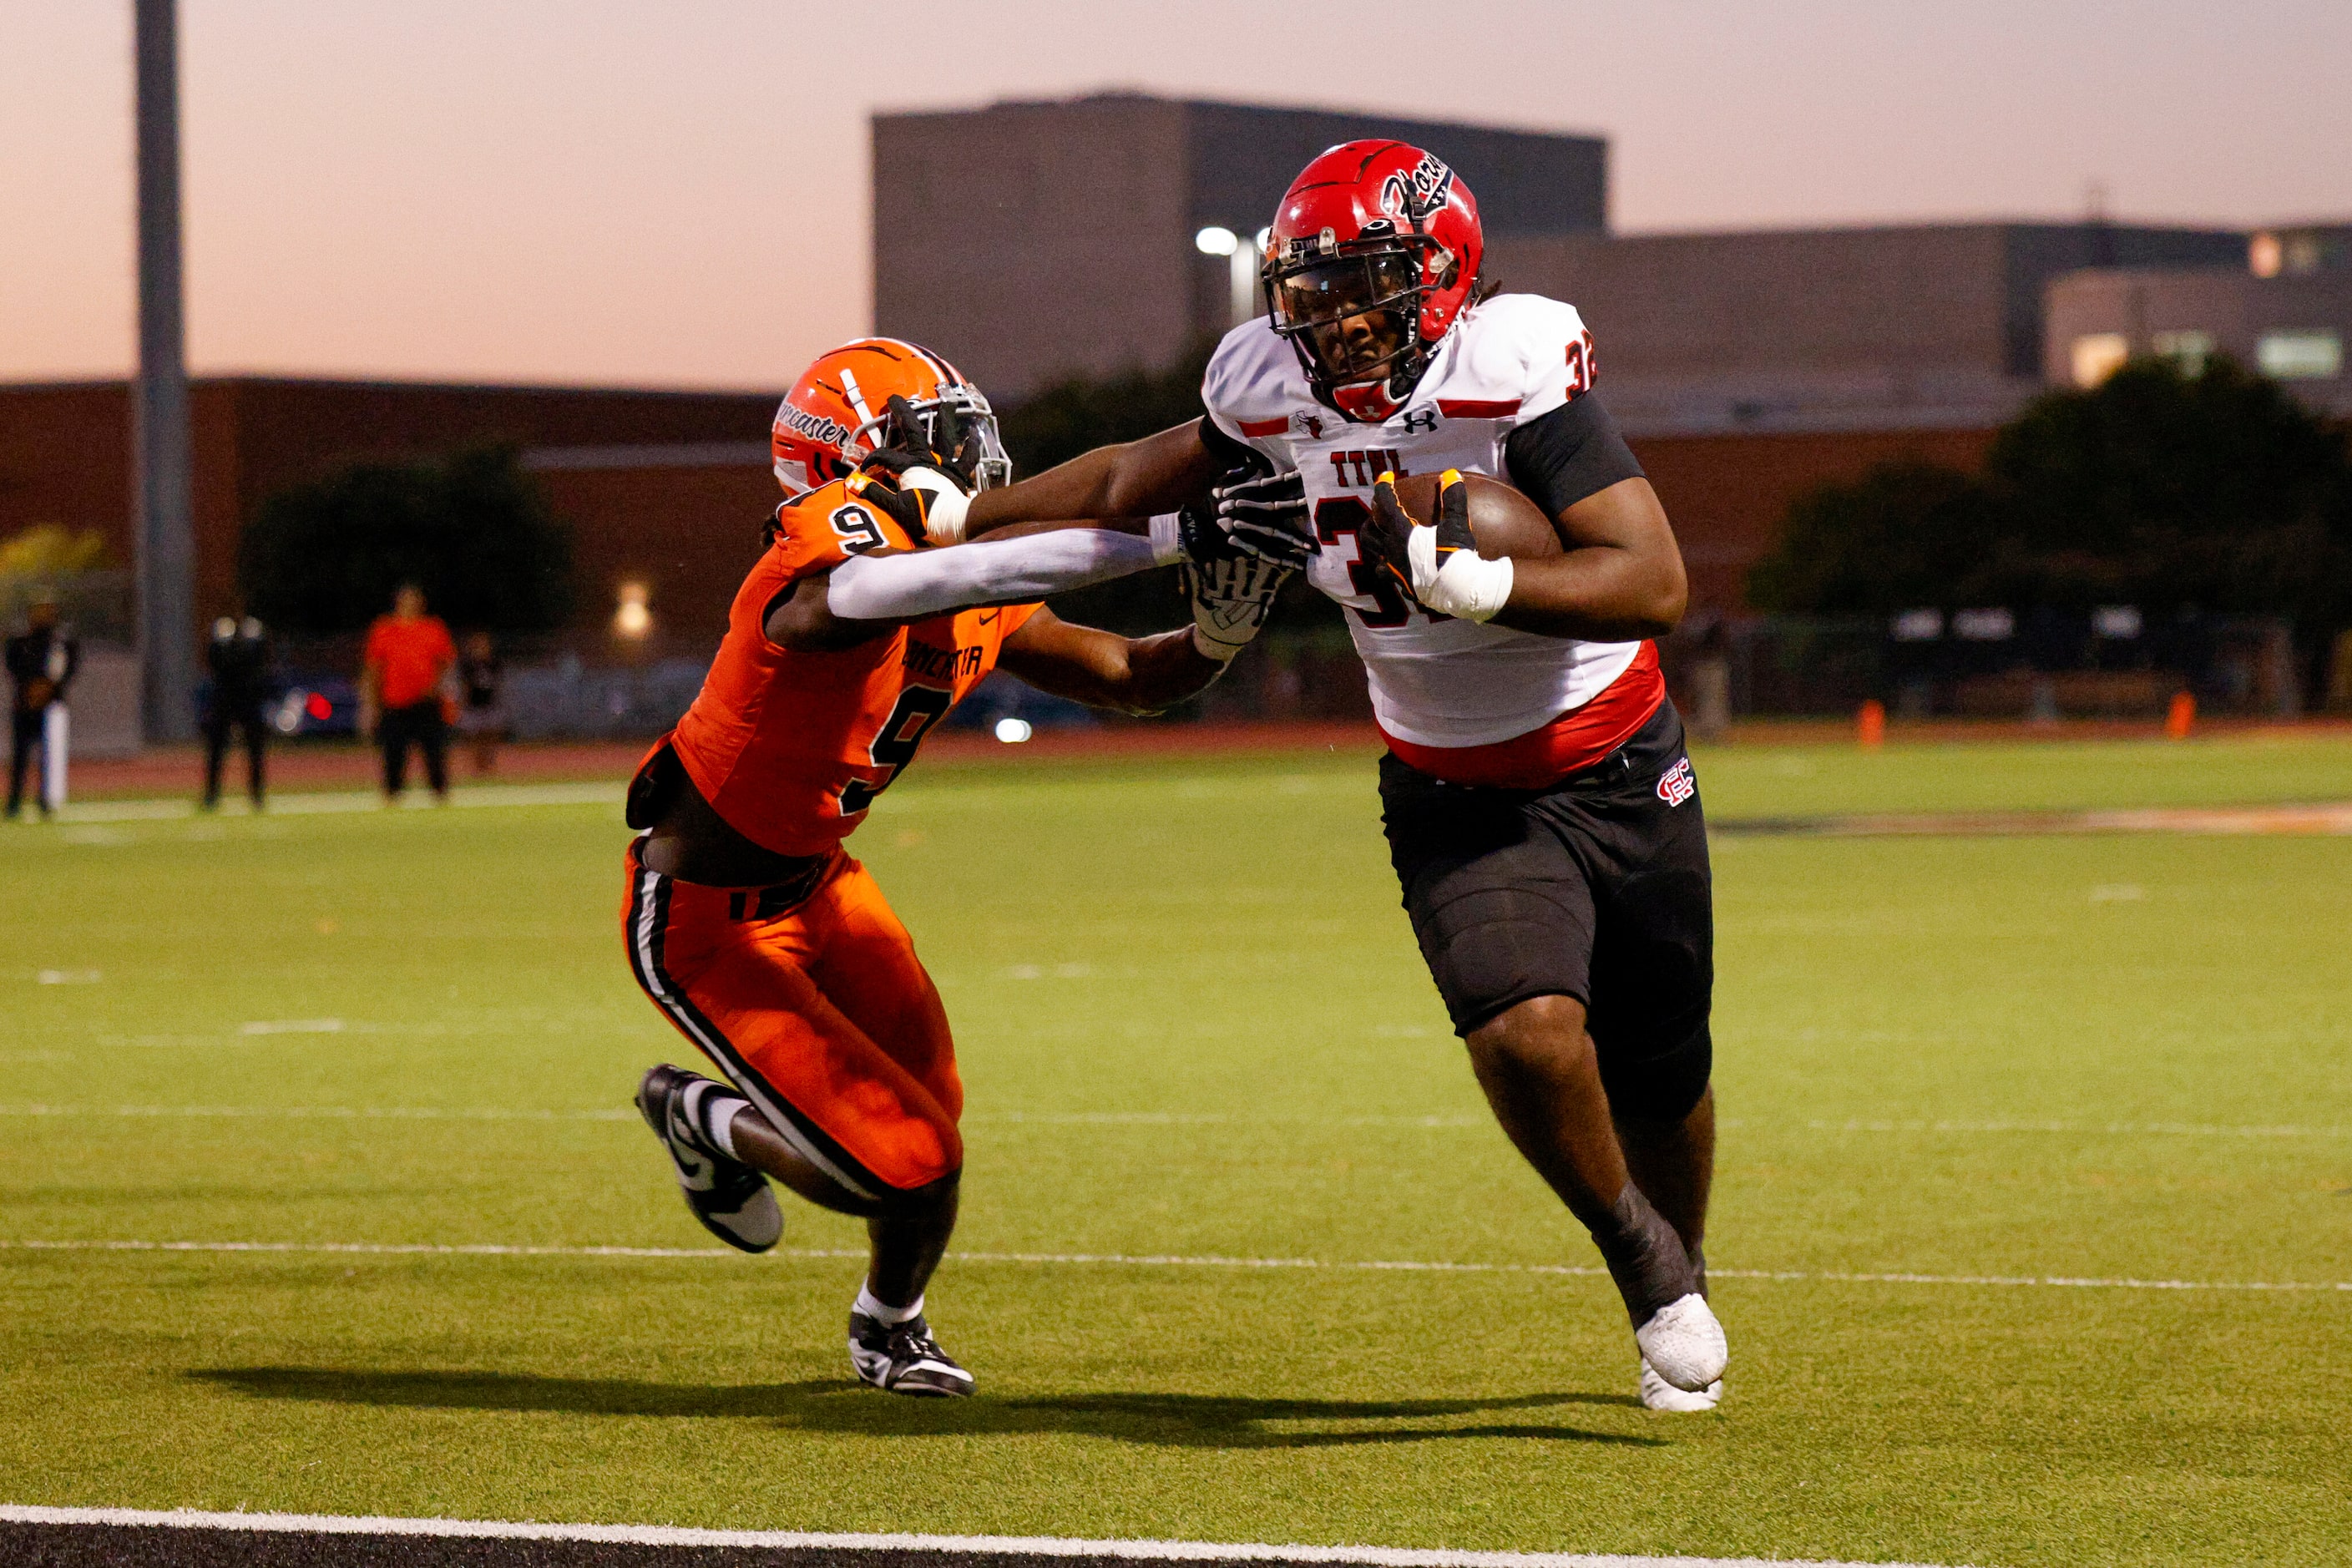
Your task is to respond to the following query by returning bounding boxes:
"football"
[1387,470,1563,560]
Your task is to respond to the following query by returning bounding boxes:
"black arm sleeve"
[1504,391,1645,519]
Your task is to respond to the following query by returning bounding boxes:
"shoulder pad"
[1458,294,1596,424]
[1201,318,1304,447]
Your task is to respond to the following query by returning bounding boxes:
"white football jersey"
[1201,294,1641,750]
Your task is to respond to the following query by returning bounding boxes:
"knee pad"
[1599,1020,1712,1125]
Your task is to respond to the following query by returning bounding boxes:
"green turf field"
[3,734,2348,1566]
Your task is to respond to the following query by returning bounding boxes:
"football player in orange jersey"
[625,338,1288,1396]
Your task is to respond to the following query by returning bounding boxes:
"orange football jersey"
[669,479,1040,857]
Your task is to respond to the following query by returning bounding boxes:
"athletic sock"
[854,1284,924,1326]
[679,1079,751,1160]
[1589,1181,1698,1328]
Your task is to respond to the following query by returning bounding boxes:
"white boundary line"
[2,1238,2343,1294]
[0,1505,1963,1567]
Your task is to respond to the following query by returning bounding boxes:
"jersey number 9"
[837,684,953,816]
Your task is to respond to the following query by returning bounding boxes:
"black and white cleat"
[849,1311,975,1398]
[634,1064,781,1254]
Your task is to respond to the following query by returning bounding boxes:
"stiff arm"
[764,519,1172,653]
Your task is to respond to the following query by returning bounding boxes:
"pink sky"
[5,0,2348,392]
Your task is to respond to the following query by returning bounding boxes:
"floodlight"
[1195,226,1238,257]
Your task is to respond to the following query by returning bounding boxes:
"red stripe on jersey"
[1237,416,1289,437]
[1435,397,1522,418]
[1379,643,1666,789]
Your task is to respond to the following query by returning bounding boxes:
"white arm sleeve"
[825,529,1161,622]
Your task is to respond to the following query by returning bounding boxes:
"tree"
[239,448,574,634]
[997,338,1218,478]
[1745,463,2006,615]
[1748,358,2352,645]
[1987,357,2352,624]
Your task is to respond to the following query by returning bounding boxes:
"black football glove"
[1359,470,1421,602]
[859,393,981,493]
[1211,467,1314,566]
[1171,492,1237,564]
[847,394,978,546]
[1365,468,1510,622]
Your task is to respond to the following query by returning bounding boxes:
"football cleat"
[1634,1292,1728,1393]
[1640,1357,1722,1412]
[849,1310,974,1398]
[634,1064,781,1254]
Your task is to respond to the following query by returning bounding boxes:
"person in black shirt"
[5,594,78,820]
[457,630,507,776]
[201,615,274,810]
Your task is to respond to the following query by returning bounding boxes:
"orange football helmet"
[770,337,1009,498]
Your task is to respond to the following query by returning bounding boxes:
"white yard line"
[0,1505,1966,1568]
[2,1237,2343,1294]
[0,1104,2339,1137]
[1802,1117,2348,1139]
[0,1103,635,1121]
[51,782,623,824]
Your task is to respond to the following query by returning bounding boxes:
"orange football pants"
[621,840,962,1197]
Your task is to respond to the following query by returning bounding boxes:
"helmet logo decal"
[775,402,851,449]
[1379,154,1456,223]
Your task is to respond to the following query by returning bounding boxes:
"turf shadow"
[195,1368,1662,1449]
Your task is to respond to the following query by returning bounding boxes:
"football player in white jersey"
[857,141,1726,1410]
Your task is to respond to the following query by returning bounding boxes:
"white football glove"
[1183,554,1292,661]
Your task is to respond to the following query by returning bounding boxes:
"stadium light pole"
[134,0,196,743]
[1195,225,1265,331]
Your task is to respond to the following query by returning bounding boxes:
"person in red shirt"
[360,584,458,803]
[625,338,1287,1397]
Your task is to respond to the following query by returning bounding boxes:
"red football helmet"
[771,337,1009,498]
[1262,141,1485,423]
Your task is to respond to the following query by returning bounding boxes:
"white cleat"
[1634,1292,1727,1393]
[1641,1357,1722,1411]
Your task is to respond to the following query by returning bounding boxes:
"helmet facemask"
[847,384,1012,493]
[1265,240,1445,421]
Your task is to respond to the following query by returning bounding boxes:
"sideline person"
[456,630,508,776]
[201,615,274,810]
[360,584,457,803]
[5,594,77,821]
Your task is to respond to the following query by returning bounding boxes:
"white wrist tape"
[899,468,969,545]
[1148,512,1185,567]
[1406,527,1515,623]
[827,529,1158,620]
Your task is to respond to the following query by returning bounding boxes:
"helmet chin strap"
[1317,340,1430,424]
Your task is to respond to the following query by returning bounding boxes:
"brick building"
[0,377,779,646]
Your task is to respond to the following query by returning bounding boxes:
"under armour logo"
[1398,407,1439,434]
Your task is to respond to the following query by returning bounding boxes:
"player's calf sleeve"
[1589,1181,1698,1327]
